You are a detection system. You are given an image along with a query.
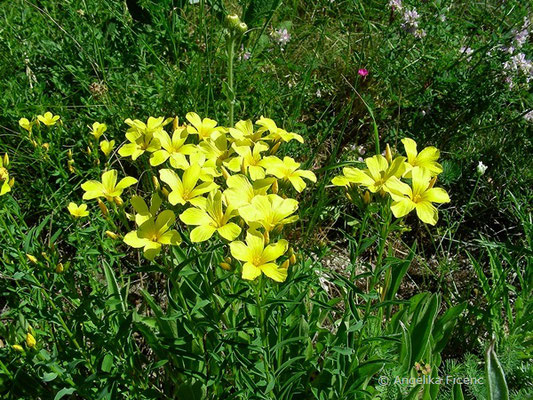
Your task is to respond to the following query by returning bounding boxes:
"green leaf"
[103,261,125,313]
[101,354,113,373]
[485,341,509,400]
[452,383,465,400]
[54,388,76,400]
[410,294,439,367]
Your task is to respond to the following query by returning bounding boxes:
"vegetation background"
[0,0,531,399]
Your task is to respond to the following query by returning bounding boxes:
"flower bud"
[362,191,371,204]
[172,117,179,132]
[221,166,230,180]
[224,257,232,264]
[26,333,36,349]
[42,143,50,151]
[114,196,123,206]
[87,146,92,156]
[97,199,109,216]
[3,153,9,167]
[105,231,119,240]
[237,22,248,34]
[270,141,281,155]
[346,192,352,201]
[152,176,160,191]
[476,161,487,176]
[281,259,290,269]
[67,149,73,159]
[428,176,437,189]
[289,253,297,265]
[219,262,232,271]
[12,344,24,353]
[26,254,38,264]
[272,179,279,194]
[385,143,392,163]
[226,14,241,29]
[162,187,170,199]
[55,263,64,273]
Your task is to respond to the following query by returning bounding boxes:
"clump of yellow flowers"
[332,138,450,225]
[79,113,316,283]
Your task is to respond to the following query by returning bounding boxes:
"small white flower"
[524,110,533,122]
[316,89,322,98]
[476,161,488,176]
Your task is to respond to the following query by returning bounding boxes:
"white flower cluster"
[501,17,532,88]
[389,1,426,39]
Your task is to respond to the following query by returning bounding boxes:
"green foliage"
[0,0,531,399]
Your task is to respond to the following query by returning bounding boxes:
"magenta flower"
[358,68,369,77]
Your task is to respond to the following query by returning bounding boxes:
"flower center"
[0,167,7,180]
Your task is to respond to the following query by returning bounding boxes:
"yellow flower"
[260,156,316,192]
[232,142,269,180]
[118,117,170,160]
[99,140,115,157]
[90,122,107,139]
[123,210,181,260]
[331,155,405,193]
[223,174,272,209]
[256,116,304,143]
[385,167,450,225]
[130,193,162,226]
[26,333,36,348]
[230,230,288,282]
[228,119,265,144]
[67,202,89,218]
[159,164,218,207]
[81,170,137,203]
[19,118,32,132]
[402,138,442,176]
[186,112,223,140]
[239,194,298,232]
[198,134,241,172]
[180,191,241,242]
[149,127,196,168]
[125,116,172,136]
[37,112,60,126]
[0,153,14,196]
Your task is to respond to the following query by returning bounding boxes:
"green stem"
[255,277,274,398]
[227,34,236,127]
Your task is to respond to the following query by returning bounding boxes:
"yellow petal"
[242,262,262,281]
[179,208,212,226]
[124,231,150,248]
[230,241,251,262]
[217,223,241,241]
[150,150,170,166]
[402,138,418,163]
[101,170,118,192]
[261,240,288,263]
[115,176,138,191]
[423,188,450,203]
[190,225,217,242]
[143,241,162,260]
[415,201,438,225]
[260,263,288,282]
[158,230,181,245]
[390,199,416,218]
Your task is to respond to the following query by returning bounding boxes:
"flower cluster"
[80,114,316,283]
[332,138,450,225]
[389,1,426,38]
[272,28,291,49]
